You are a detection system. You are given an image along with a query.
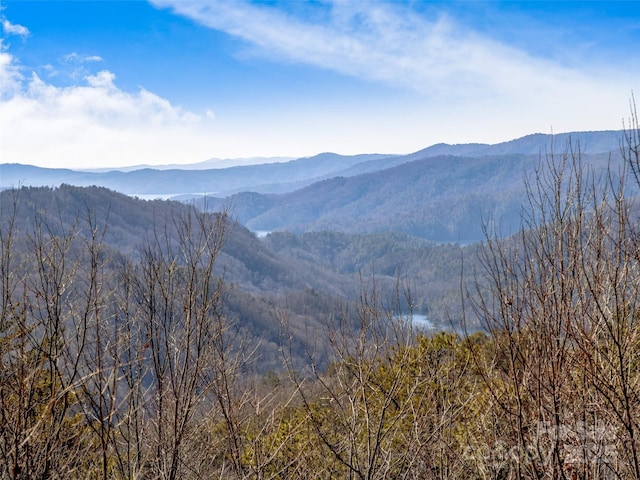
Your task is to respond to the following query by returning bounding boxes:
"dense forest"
[2,115,640,479]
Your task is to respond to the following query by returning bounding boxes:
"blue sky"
[1,1,639,169]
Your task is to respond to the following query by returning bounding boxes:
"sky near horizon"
[0,1,639,169]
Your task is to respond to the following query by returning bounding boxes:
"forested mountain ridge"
[2,130,625,243]
[2,183,475,315]
[263,229,477,319]
[333,129,624,177]
[237,153,530,241]
[0,185,470,369]
[0,185,354,295]
[0,185,354,372]
[1,130,624,198]
[209,151,618,242]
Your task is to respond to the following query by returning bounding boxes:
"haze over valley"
[1,129,625,243]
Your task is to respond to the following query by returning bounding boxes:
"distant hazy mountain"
[1,153,392,196]
[420,130,623,156]
[3,130,625,196]
[1,129,629,243]
[78,156,296,172]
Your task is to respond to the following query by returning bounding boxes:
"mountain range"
[1,129,628,244]
[2,129,634,370]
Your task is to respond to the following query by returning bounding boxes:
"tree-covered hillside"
[4,130,640,477]
[0,185,475,370]
[215,153,538,241]
[263,230,480,322]
[2,124,639,479]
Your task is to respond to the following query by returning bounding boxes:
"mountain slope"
[0,185,480,371]
[216,150,619,243]
[220,154,530,242]
[0,185,368,371]
[0,184,353,295]
[333,130,624,177]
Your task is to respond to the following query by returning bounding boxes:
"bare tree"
[128,206,232,479]
[470,117,640,479]
[281,276,475,480]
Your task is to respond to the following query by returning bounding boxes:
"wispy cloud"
[59,52,105,80]
[63,52,104,63]
[150,0,635,106]
[1,18,29,37]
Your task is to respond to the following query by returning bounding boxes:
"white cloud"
[0,48,220,168]
[1,18,29,37]
[63,52,103,63]
[0,3,636,170]
[41,63,58,78]
[0,42,23,99]
[150,0,636,118]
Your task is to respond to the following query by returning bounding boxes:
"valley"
[2,128,639,478]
